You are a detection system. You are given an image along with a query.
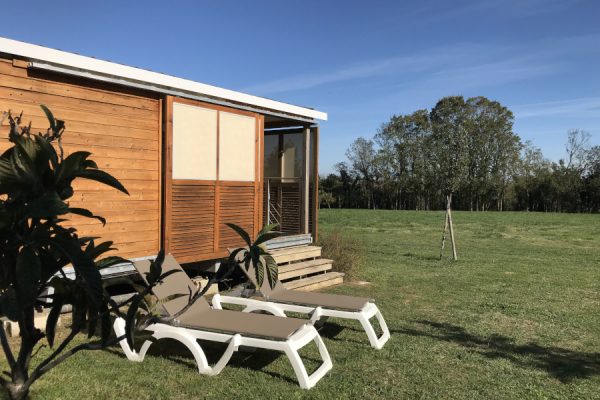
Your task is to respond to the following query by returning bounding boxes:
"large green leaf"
[24,191,69,219]
[55,151,91,185]
[68,207,106,225]
[71,292,88,332]
[254,258,264,288]
[34,134,58,170]
[263,254,279,289]
[253,231,281,247]
[87,301,99,339]
[84,240,115,260]
[0,158,16,182]
[125,295,142,349]
[100,305,111,346]
[0,208,14,233]
[77,169,129,195]
[50,236,103,305]
[46,295,65,347]
[16,246,42,306]
[0,289,22,321]
[146,251,165,285]
[12,143,37,184]
[257,223,279,237]
[40,104,56,132]
[225,223,252,247]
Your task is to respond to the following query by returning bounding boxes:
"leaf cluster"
[0,106,132,398]
[225,223,280,290]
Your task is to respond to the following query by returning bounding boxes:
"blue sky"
[3,0,599,173]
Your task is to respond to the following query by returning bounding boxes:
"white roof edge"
[0,37,327,121]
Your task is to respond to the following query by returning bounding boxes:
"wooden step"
[266,234,313,250]
[279,258,333,281]
[283,272,345,292]
[270,245,322,264]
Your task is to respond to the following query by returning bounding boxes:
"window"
[264,134,279,178]
[218,111,256,181]
[172,103,217,180]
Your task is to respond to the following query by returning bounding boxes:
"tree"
[375,110,432,210]
[565,129,591,171]
[430,96,470,260]
[582,146,600,212]
[345,138,378,209]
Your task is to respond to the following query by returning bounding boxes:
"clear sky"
[2,0,599,173]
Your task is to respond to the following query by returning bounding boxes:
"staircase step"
[279,258,333,281]
[266,234,313,250]
[270,245,322,264]
[283,272,345,292]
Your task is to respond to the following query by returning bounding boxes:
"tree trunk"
[439,205,449,260]
[5,381,30,400]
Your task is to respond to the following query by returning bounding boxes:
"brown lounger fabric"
[267,290,369,312]
[233,251,371,312]
[133,255,308,340]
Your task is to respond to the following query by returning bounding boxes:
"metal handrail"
[265,177,303,231]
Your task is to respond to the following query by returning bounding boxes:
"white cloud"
[242,43,488,95]
[511,97,600,118]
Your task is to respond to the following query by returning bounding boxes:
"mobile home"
[0,37,333,287]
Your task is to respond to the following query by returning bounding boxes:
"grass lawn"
[2,210,599,399]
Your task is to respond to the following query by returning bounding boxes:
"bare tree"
[566,129,591,171]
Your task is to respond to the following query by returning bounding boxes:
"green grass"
[3,210,600,399]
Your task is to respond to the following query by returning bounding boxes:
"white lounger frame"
[113,317,332,389]
[212,294,390,350]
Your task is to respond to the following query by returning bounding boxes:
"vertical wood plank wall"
[165,97,262,263]
[0,57,162,259]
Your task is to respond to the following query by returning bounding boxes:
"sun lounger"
[213,253,390,349]
[113,255,332,389]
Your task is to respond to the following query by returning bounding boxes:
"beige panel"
[218,112,256,181]
[172,103,217,180]
[282,146,296,178]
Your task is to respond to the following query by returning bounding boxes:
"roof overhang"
[0,37,327,122]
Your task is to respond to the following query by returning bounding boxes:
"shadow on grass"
[402,252,439,261]
[397,320,600,382]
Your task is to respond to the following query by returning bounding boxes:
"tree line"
[319,96,600,213]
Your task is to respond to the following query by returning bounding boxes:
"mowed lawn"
[2,210,600,399]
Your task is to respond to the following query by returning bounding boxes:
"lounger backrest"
[230,249,284,295]
[133,254,211,316]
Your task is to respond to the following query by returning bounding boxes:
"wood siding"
[0,57,161,259]
[165,97,261,263]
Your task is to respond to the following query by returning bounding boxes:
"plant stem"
[0,323,16,369]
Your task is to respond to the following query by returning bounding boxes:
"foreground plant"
[0,107,178,400]
[226,223,280,289]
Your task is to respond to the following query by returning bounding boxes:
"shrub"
[317,229,364,280]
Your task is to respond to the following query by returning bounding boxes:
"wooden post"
[448,207,458,260]
[439,193,458,261]
[311,126,319,241]
[302,126,311,234]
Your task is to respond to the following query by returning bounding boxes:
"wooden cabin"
[0,37,340,290]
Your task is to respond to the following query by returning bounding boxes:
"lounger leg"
[151,328,242,376]
[357,305,390,350]
[113,318,153,362]
[285,326,332,389]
